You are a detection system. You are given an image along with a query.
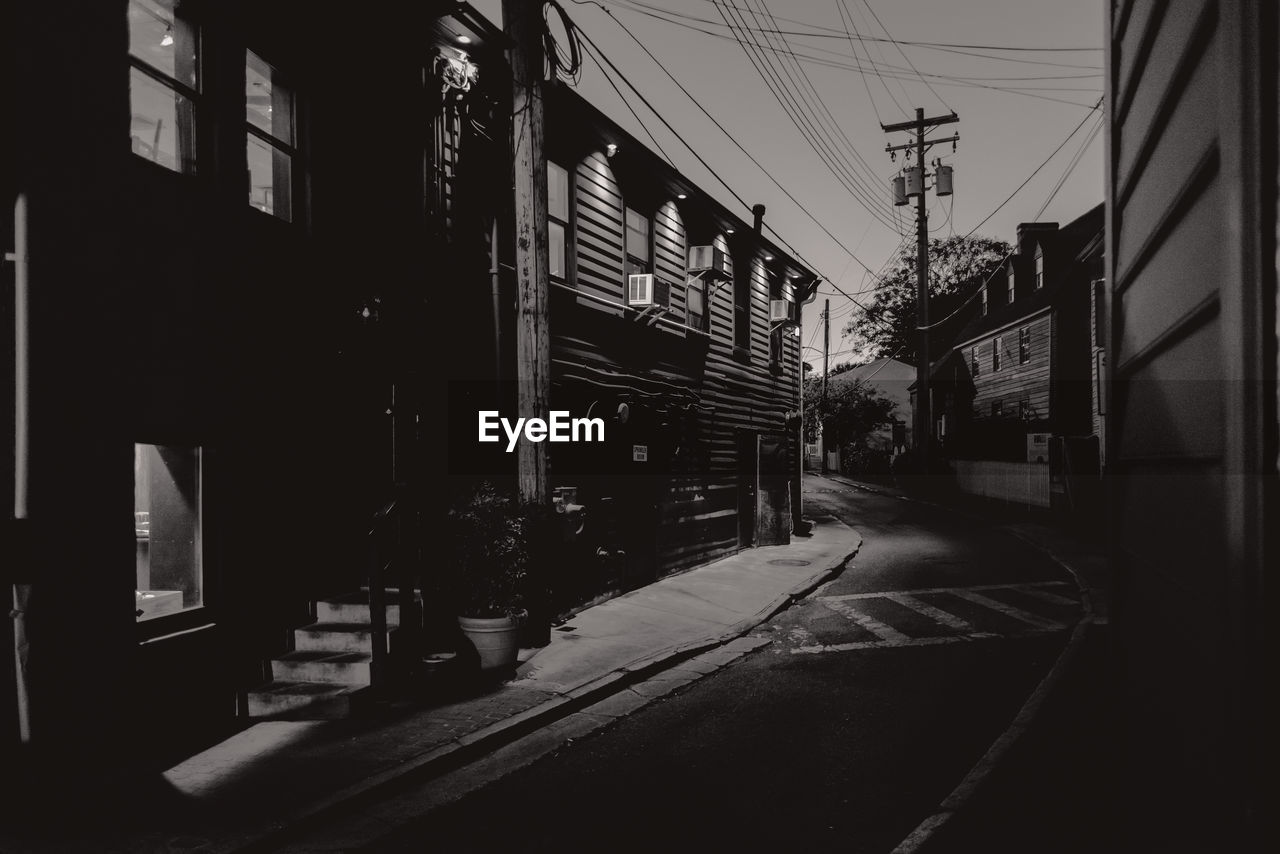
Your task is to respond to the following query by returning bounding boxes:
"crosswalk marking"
[790,582,1079,655]
[820,599,911,643]
[1017,586,1081,607]
[883,592,974,632]
[948,589,1066,631]
[821,580,1072,602]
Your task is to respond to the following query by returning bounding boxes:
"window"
[970,345,980,378]
[991,400,1003,418]
[624,206,651,278]
[1018,400,1030,420]
[992,336,1002,372]
[135,443,202,620]
[980,285,988,316]
[246,51,296,220]
[733,249,753,354]
[769,276,788,366]
[548,161,570,281]
[1094,279,1106,347]
[128,0,199,174]
[1034,248,1044,289]
[1019,326,1031,364]
[687,275,708,332]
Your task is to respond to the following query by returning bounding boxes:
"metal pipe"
[9,192,31,743]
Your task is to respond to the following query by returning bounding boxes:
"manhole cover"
[767,558,811,566]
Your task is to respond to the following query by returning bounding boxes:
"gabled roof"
[952,203,1103,347]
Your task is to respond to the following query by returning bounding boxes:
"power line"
[860,0,953,113]
[608,1,1103,52]
[714,0,905,233]
[571,11,884,284]
[576,1,889,274]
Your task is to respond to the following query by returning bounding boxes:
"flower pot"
[457,614,522,672]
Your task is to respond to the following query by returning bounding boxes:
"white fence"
[952,460,1051,508]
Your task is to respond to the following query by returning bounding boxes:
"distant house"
[825,357,914,460]
[930,204,1103,506]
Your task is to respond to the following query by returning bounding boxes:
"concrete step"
[316,594,402,628]
[294,622,391,654]
[246,681,364,719]
[270,650,373,685]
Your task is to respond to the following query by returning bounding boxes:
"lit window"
[548,162,570,280]
[1035,248,1044,289]
[624,206,651,278]
[1019,326,1031,364]
[993,336,1002,372]
[128,0,199,174]
[135,443,202,621]
[246,51,296,220]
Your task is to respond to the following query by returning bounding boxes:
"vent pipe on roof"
[752,203,765,236]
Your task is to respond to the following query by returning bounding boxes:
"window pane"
[548,162,568,221]
[247,51,294,145]
[625,207,649,261]
[549,221,565,279]
[128,0,198,89]
[135,443,202,620]
[130,68,197,174]
[248,136,293,221]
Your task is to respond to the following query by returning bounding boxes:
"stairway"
[246,593,404,719]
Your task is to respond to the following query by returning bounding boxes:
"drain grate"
[767,558,812,567]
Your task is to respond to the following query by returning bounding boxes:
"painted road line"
[792,631,1015,655]
[1016,586,1081,607]
[820,599,911,643]
[883,592,974,632]
[821,580,1073,602]
[949,589,1065,631]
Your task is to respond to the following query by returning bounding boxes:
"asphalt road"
[285,477,1081,853]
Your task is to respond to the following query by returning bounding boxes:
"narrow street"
[277,476,1081,852]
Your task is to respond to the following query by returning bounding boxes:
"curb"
[817,475,1100,854]
[222,525,863,853]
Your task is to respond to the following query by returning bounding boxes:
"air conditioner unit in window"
[688,245,731,278]
[770,298,794,323]
[627,273,670,311]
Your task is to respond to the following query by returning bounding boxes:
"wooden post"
[504,0,550,506]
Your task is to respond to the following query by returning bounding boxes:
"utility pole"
[504,0,550,507]
[884,108,958,475]
[821,299,829,473]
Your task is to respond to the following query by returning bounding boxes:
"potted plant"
[448,483,530,672]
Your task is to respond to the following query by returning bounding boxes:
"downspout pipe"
[7,192,32,743]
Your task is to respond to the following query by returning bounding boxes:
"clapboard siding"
[575,153,624,303]
[967,317,1052,420]
[1106,0,1275,838]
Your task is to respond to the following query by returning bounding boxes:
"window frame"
[992,335,1002,372]
[970,344,980,378]
[624,204,653,280]
[1019,326,1031,364]
[245,49,299,221]
[128,0,201,175]
[1034,247,1044,289]
[134,441,210,637]
[547,160,572,283]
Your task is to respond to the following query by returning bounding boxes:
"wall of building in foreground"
[1106,0,1276,844]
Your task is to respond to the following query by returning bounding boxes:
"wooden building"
[930,206,1103,508]
[0,0,511,776]
[1104,0,1276,846]
[541,82,816,605]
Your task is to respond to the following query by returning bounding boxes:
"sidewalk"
[4,516,861,854]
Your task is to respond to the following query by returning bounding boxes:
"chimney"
[1015,221,1058,257]
[752,203,766,236]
